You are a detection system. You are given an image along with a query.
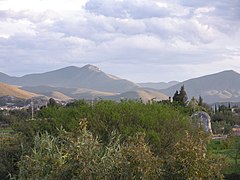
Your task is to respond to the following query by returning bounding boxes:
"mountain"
[0,72,11,80]
[138,81,179,90]
[45,91,72,101]
[162,70,240,103]
[21,85,118,100]
[1,65,139,93]
[111,88,169,102]
[0,82,37,99]
[2,67,240,104]
[21,86,169,102]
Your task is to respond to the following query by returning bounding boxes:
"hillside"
[21,85,118,100]
[21,85,168,102]
[0,82,37,99]
[108,88,169,102]
[46,91,72,101]
[1,65,140,93]
[162,70,240,103]
[138,81,179,90]
[2,68,240,103]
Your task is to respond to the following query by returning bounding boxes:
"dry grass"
[50,91,72,101]
[0,82,37,99]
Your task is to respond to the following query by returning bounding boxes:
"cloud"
[85,0,171,19]
[0,0,239,82]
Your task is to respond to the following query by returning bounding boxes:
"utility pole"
[31,99,34,120]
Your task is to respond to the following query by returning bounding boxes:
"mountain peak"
[82,64,101,72]
[221,70,239,74]
[212,70,240,78]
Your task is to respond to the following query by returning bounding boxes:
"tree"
[173,90,180,102]
[188,97,198,113]
[198,96,203,106]
[48,98,58,107]
[173,85,188,106]
[179,85,188,106]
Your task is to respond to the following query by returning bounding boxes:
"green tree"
[173,85,188,106]
[179,85,188,106]
[188,97,198,113]
[48,98,58,107]
[173,90,180,102]
[198,96,203,106]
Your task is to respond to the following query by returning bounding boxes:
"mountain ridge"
[162,70,240,103]
[1,67,240,103]
[0,65,140,93]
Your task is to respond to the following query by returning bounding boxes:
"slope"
[109,88,169,102]
[2,65,140,93]
[0,82,37,99]
[162,70,240,103]
[138,81,179,90]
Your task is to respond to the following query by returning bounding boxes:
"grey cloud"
[178,0,211,7]
[0,10,10,20]
[47,14,214,46]
[0,31,96,69]
[85,0,170,19]
[179,0,240,21]
[48,15,147,43]
[0,1,232,46]
[0,0,239,81]
[212,1,240,21]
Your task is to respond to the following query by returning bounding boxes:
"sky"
[0,0,240,83]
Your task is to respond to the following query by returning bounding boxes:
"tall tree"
[173,85,188,106]
[198,96,203,106]
[179,85,188,106]
[172,90,180,102]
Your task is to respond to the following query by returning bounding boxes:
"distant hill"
[0,72,11,80]
[0,64,169,102]
[21,85,168,102]
[110,88,169,102]
[21,85,118,100]
[162,70,240,103]
[138,81,179,90]
[2,67,240,103]
[46,91,72,101]
[0,82,37,99]
[0,65,139,93]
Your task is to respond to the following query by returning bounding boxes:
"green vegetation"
[0,97,236,179]
[211,105,240,134]
[208,136,240,178]
[172,85,188,106]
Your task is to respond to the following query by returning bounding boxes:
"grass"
[0,82,36,99]
[208,137,240,175]
[0,127,13,133]
[0,127,14,140]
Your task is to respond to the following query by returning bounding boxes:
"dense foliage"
[18,125,161,179]
[172,85,188,106]
[0,99,225,179]
[211,105,240,134]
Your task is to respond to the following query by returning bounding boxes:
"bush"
[163,131,224,179]
[18,123,162,179]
